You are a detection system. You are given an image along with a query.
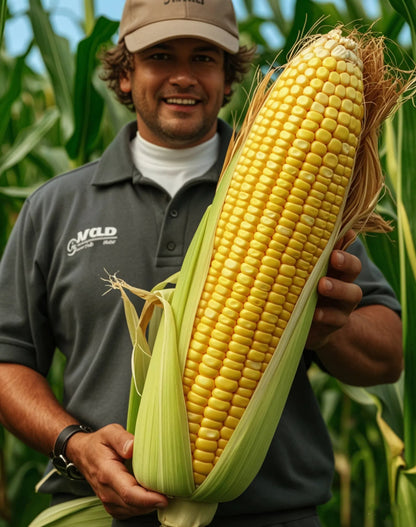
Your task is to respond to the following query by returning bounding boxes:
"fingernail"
[335,251,345,266]
[315,308,324,322]
[123,439,133,454]
[155,502,167,509]
[323,278,333,291]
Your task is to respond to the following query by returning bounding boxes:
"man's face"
[120,38,231,148]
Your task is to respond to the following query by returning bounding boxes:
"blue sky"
[5,0,284,54]
[4,0,384,71]
[4,0,287,70]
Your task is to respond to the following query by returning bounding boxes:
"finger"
[97,465,168,519]
[94,443,168,509]
[100,486,165,519]
[326,250,362,283]
[72,425,168,516]
[313,309,348,333]
[334,229,356,251]
[317,276,363,307]
[105,464,156,505]
[97,424,135,460]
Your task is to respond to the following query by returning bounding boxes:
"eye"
[194,54,215,63]
[149,53,170,61]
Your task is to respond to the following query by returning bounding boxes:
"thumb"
[101,424,135,460]
[122,438,134,459]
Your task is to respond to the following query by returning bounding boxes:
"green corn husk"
[28,496,111,526]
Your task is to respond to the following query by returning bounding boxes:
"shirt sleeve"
[0,199,56,375]
[349,237,401,315]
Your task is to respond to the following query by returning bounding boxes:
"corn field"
[0,0,415,526]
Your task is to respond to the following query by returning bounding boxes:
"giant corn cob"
[108,27,410,527]
[183,32,365,484]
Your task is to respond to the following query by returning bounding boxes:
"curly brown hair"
[99,41,256,112]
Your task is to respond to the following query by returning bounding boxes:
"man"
[0,0,402,526]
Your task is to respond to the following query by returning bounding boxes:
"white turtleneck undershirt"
[130,131,220,197]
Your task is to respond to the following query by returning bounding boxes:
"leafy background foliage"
[0,0,415,525]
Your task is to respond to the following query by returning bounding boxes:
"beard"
[133,92,222,148]
[139,110,218,147]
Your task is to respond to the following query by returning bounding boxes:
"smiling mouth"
[165,98,198,106]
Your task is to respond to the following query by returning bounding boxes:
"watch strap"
[53,424,92,458]
[51,424,93,480]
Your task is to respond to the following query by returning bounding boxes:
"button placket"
[166,207,178,252]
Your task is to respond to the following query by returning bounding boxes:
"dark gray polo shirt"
[0,119,400,526]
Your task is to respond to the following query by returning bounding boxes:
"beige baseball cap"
[118,0,240,54]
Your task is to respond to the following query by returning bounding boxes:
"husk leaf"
[28,496,111,526]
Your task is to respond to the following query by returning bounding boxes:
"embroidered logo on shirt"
[67,227,118,256]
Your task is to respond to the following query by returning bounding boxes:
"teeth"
[166,98,197,105]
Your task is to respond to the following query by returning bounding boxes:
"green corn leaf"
[0,0,6,50]
[378,102,416,450]
[394,470,416,525]
[388,0,416,57]
[66,17,119,162]
[393,102,416,467]
[0,185,40,199]
[0,108,60,176]
[341,382,404,514]
[390,29,416,517]
[0,55,25,145]
[28,0,74,140]
[351,96,416,525]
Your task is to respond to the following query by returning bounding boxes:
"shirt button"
[167,242,176,251]
[170,209,178,218]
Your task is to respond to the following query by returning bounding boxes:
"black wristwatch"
[50,424,93,480]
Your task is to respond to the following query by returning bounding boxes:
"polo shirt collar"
[91,121,138,186]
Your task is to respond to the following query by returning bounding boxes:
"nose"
[168,61,197,88]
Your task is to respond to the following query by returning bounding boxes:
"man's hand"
[305,231,403,386]
[306,233,363,351]
[0,364,168,520]
[66,424,168,520]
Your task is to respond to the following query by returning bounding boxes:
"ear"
[224,83,232,96]
[119,72,132,93]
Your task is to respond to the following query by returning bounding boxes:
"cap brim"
[124,19,239,54]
